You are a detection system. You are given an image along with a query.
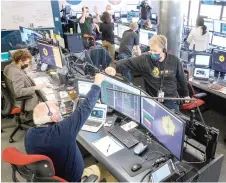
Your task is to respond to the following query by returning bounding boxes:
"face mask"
[107,10,112,14]
[21,64,29,70]
[151,53,161,61]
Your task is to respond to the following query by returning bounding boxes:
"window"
[223,6,226,20]
[189,0,200,26]
[200,4,222,19]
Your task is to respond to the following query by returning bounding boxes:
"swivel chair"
[2,147,98,182]
[178,68,207,117]
[1,80,33,143]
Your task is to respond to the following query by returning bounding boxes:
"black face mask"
[21,64,29,70]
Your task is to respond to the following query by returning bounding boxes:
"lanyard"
[157,60,167,91]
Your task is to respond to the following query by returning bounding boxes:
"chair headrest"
[2,147,54,171]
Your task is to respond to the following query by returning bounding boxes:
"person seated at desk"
[79,6,99,37]
[3,50,44,120]
[24,73,115,182]
[144,19,153,29]
[100,12,115,59]
[186,17,209,52]
[105,35,190,110]
[118,22,141,81]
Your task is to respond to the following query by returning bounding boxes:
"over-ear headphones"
[44,102,53,116]
[157,36,167,53]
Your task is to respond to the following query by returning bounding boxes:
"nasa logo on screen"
[66,0,82,5]
[108,0,122,5]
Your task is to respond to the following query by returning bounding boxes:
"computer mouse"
[131,164,142,172]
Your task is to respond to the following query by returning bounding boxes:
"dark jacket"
[24,85,101,182]
[114,53,189,97]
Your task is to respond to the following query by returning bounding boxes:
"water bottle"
[60,101,66,115]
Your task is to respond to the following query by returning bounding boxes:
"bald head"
[33,101,60,125]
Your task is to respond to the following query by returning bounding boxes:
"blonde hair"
[130,22,138,31]
[149,35,167,50]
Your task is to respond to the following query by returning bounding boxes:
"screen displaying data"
[139,29,157,46]
[141,97,185,160]
[101,76,141,123]
[212,49,226,73]
[204,18,214,32]
[212,33,226,48]
[20,27,43,45]
[195,54,210,66]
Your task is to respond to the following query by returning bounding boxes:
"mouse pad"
[121,141,169,177]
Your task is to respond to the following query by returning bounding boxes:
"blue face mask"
[151,53,161,61]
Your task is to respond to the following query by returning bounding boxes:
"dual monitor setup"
[115,24,157,46]
[76,75,185,161]
[19,26,64,69]
[193,49,226,80]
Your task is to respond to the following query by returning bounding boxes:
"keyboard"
[85,121,102,127]
[108,126,139,148]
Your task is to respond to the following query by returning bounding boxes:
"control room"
[1,0,226,182]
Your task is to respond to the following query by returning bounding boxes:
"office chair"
[2,147,98,182]
[85,47,112,71]
[178,68,207,114]
[1,80,33,143]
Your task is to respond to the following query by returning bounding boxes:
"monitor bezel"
[100,75,142,124]
[140,96,186,161]
[194,53,211,68]
[74,77,94,98]
[211,48,226,73]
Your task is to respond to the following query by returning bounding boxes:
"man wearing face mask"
[3,50,44,119]
[24,73,106,182]
[105,5,115,22]
[105,35,190,110]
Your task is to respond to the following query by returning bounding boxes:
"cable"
[140,168,153,183]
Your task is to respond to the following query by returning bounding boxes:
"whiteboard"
[1,0,54,30]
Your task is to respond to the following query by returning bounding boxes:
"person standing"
[100,12,115,59]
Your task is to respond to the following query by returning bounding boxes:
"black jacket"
[114,53,189,97]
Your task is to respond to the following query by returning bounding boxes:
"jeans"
[118,53,132,82]
[163,100,179,111]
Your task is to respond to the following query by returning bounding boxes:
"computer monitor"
[127,11,139,19]
[212,49,226,73]
[114,12,121,19]
[140,29,157,46]
[76,79,93,97]
[76,13,82,18]
[37,42,63,68]
[204,18,213,32]
[1,52,9,62]
[118,24,129,38]
[151,13,157,20]
[141,97,185,160]
[101,75,141,123]
[194,54,211,67]
[19,26,43,45]
[212,33,226,48]
[214,20,226,33]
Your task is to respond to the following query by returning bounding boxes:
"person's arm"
[94,23,100,33]
[12,73,38,97]
[56,74,104,136]
[176,58,189,97]
[80,6,87,24]
[186,29,193,44]
[94,6,100,23]
[113,54,147,74]
[134,34,141,56]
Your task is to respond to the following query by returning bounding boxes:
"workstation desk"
[189,78,226,114]
[29,70,224,182]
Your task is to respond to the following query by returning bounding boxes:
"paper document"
[92,136,124,157]
[120,121,138,131]
[42,88,54,95]
[45,94,56,101]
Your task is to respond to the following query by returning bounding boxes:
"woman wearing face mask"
[3,50,44,119]
[105,35,190,110]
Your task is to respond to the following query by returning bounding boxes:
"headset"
[44,102,53,116]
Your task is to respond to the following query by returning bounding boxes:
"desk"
[28,69,224,182]
[190,79,226,99]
